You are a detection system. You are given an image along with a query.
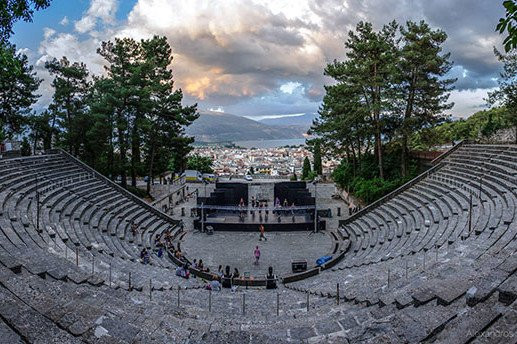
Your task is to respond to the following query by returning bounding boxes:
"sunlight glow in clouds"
[25,0,505,118]
[280,82,302,94]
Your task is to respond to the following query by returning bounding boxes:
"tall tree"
[45,57,90,155]
[313,140,323,175]
[302,156,311,180]
[488,49,517,142]
[96,36,197,191]
[324,21,399,179]
[97,38,141,188]
[27,110,53,150]
[396,21,455,176]
[86,76,117,174]
[139,36,198,194]
[0,1,50,108]
[0,43,40,139]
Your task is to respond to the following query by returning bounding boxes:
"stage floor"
[180,231,333,277]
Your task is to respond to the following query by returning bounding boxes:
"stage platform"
[193,214,325,231]
[180,231,334,276]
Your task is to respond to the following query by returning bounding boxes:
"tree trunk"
[401,71,417,178]
[373,63,384,179]
[108,127,114,180]
[117,109,127,189]
[32,132,38,153]
[49,112,57,149]
[401,133,408,177]
[146,143,155,195]
[356,137,362,162]
[130,122,140,187]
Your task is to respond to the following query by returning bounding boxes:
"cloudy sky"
[12,0,505,120]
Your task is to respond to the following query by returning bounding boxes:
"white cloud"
[208,106,225,113]
[448,88,495,118]
[280,82,302,94]
[75,0,118,33]
[43,27,55,40]
[25,0,505,118]
[60,16,69,26]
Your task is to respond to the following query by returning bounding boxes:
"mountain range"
[186,111,313,143]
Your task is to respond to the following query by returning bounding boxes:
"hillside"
[186,112,305,142]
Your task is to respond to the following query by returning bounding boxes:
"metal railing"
[197,204,316,211]
[151,177,187,207]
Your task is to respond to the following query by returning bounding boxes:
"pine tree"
[45,57,90,155]
[313,141,323,175]
[322,21,399,179]
[302,156,311,180]
[396,21,455,176]
[0,43,40,139]
[139,36,198,194]
[97,37,141,188]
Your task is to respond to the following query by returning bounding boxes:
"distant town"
[192,144,340,177]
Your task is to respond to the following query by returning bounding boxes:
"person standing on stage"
[259,224,267,241]
[254,245,261,265]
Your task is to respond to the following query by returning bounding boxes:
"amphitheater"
[0,142,516,343]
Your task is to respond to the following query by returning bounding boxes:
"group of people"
[138,228,178,264]
[192,259,210,273]
[204,264,277,291]
[241,197,298,223]
[175,263,190,279]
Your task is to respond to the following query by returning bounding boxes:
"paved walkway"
[181,230,332,276]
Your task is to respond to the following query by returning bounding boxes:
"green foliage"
[44,56,90,155]
[350,177,407,204]
[396,21,455,176]
[314,21,399,179]
[302,156,311,180]
[313,19,454,180]
[28,36,198,194]
[0,0,51,43]
[0,42,40,139]
[312,141,322,175]
[409,107,512,149]
[290,171,297,181]
[488,49,517,142]
[306,171,318,181]
[186,154,213,173]
[332,148,418,204]
[20,137,30,156]
[497,0,517,52]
